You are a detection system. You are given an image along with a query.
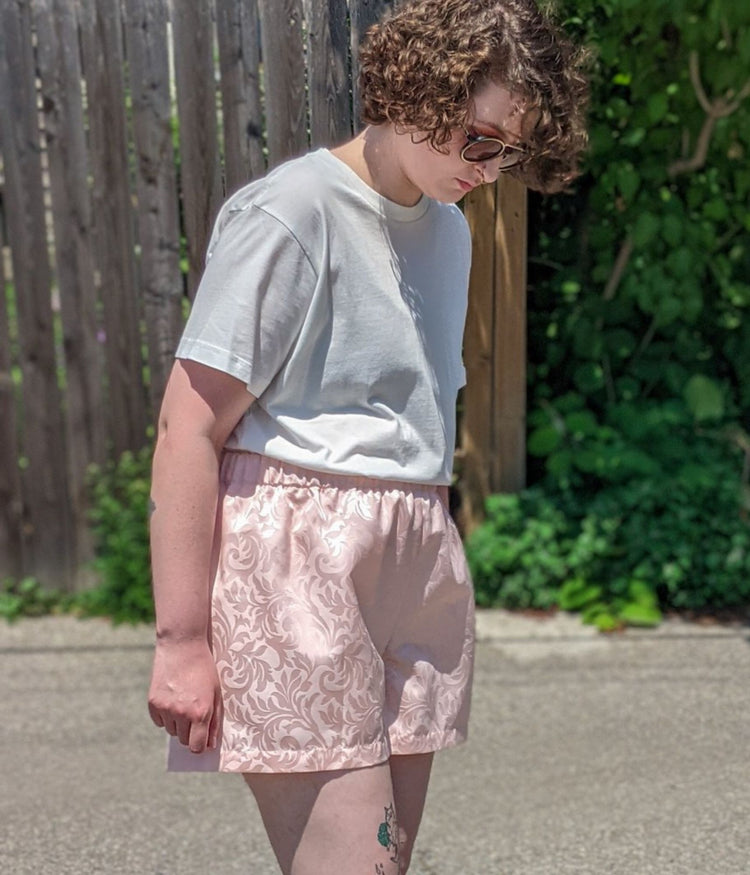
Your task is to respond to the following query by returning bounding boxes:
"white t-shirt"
[176,148,472,485]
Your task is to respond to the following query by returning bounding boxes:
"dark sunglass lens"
[463,141,504,162]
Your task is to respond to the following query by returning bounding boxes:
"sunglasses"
[460,129,527,169]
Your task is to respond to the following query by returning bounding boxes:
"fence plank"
[305,0,352,147]
[459,184,496,533]
[0,0,74,588]
[171,0,223,298]
[0,219,24,581]
[258,0,308,167]
[78,0,148,456]
[216,0,265,192]
[349,0,389,130]
[491,175,527,494]
[35,0,106,580]
[124,0,184,418]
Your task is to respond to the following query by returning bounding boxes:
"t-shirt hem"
[175,339,268,398]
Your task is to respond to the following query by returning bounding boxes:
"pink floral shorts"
[167,451,474,774]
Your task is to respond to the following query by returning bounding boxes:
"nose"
[474,158,500,185]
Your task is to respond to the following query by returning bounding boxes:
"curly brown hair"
[358,0,590,193]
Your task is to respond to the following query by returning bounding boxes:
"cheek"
[415,140,462,177]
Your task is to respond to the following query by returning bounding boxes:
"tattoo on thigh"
[377,803,399,863]
[375,865,385,874]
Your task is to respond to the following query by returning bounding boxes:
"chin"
[422,185,463,204]
[433,193,465,205]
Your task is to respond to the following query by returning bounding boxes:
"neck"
[330,125,422,207]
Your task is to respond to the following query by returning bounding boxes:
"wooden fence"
[0,0,526,591]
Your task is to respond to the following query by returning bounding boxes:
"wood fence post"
[171,0,223,299]
[349,0,390,130]
[78,0,148,456]
[0,0,74,588]
[216,0,266,192]
[124,0,184,420]
[0,219,24,581]
[258,0,308,168]
[35,0,106,583]
[305,0,352,147]
[459,175,527,534]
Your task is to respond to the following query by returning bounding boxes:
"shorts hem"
[167,733,391,774]
[389,727,468,757]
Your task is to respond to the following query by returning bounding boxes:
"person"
[147,0,588,872]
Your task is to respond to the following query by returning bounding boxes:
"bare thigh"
[389,753,434,872]
[244,754,433,875]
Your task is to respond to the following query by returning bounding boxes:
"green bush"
[83,446,154,623]
[0,576,70,622]
[471,0,750,625]
[467,399,750,628]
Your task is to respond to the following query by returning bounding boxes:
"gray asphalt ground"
[2,610,749,875]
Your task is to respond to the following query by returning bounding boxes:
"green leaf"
[683,375,725,422]
[703,198,729,221]
[619,602,662,627]
[632,212,660,247]
[528,426,562,457]
[573,363,605,393]
[559,579,602,611]
[565,411,599,437]
[647,92,669,123]
[592,611,620,632]
[617,165,640,201]
[662,214,683,247]
[627,580,658,607]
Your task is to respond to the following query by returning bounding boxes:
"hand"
[148,638,223,754]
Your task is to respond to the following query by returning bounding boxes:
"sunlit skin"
[331,80,526,206]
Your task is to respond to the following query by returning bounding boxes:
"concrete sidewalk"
[1,611,749,874]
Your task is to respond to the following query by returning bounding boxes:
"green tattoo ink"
[377,803,399,863]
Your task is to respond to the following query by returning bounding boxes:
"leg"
[389,753,434,874]
[244,761,402,875]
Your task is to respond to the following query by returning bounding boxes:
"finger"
[208,690,223,750]
[163,718,178,737]
[176,717,192,747]
[188,718,209,754]
[148,703,165,728]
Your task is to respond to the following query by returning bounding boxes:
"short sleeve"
[176,203,319,398]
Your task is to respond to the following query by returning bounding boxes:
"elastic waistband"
[220,451,448,500]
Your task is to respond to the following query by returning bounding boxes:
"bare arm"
[147,359,255,753]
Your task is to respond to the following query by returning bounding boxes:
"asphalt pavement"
[1,610,749,875]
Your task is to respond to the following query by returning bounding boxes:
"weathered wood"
[35,0,105,581]
[78,0,148,455]
[0,0,74,588]
[459,176,528,533]
[491,174,527,494]
[305,0,352,147]
[349,0,390,130]
[216,0,265,192]
[170,0,223,298]
[124,0,184,418]
[258,0,308,167]
[459,183,497,534]
[0,211,24,581]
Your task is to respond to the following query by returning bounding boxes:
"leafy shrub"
[0,577,69,622]
[475,0,750,625]
[467,399,750,628]
[83,446,154,623]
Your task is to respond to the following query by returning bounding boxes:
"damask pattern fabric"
[167,451,475,774]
